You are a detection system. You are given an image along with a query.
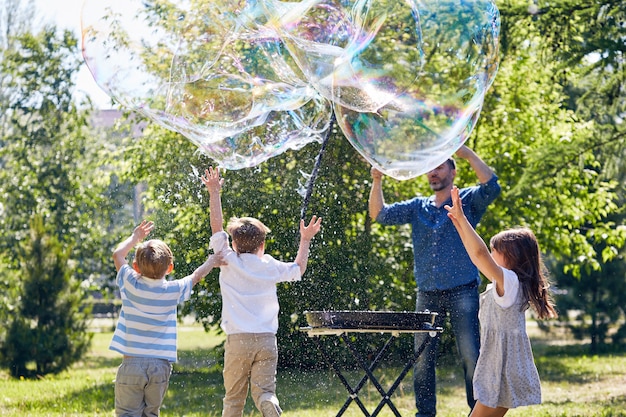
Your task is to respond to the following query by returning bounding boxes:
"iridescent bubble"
[265,0,500,179]
[82,0,499,178]
[82,0,332,169]
[263,0,425,113]
[82,1,231,109]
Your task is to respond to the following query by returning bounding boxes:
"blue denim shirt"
[377,175,501,291]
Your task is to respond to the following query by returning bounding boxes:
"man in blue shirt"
[369,145,501,417]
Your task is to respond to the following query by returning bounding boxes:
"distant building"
[91,109,147,223]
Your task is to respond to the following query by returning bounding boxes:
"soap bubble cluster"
[82,0,499,179]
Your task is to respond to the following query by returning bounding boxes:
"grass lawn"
[1,323,625,417]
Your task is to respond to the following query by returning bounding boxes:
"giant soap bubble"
[82,0,500,179]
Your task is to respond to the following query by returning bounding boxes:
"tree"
[0,25,114,288]
[495,0,626,348]
[550,245,626,353]
[0,23,117,371]
[104,0,626,363]
[0,216,91,378]
[0,0,34,136]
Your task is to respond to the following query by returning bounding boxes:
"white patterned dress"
[473,267,542,409]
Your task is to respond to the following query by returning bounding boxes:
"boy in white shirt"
[202,166,322,417]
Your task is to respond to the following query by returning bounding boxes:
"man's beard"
[429,176,452,192]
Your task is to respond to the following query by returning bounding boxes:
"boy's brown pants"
[222,333,279,417]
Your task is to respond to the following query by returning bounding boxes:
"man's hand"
[370,166,384,181]
[369,167,385,220]
[454,145,495,184]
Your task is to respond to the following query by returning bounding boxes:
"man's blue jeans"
[414,282,480,417]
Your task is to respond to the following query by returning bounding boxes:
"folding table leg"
[341,335,403,417]
[336,334,398,416]
[311,335,371,417]
[308,330,440,417]
[368,333,438,417]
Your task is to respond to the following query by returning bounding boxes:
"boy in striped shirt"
[110,220,225,417]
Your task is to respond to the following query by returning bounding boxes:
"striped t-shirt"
[109,264,193,362]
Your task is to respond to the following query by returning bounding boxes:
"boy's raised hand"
[201,166,224,194]
[300,215,322,241]
[113,220,154,271]
[133,220,154,241]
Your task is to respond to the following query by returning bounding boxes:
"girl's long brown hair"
[490,228,558,320]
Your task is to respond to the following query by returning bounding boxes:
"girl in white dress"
[444,186,558,417]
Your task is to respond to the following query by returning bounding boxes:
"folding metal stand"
[301,326,442,417]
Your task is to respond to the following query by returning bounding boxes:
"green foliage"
[552,248,626,352]
[0,25,120,376]
[472,30,619,273]
[0,216,92,378]
[0,254,19,329]
[484,0,626,348]
[0,26,115,286]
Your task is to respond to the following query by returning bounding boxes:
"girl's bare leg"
[469,401,508,417]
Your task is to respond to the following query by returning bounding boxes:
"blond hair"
[134,239,173,279]
[226,217,270,254]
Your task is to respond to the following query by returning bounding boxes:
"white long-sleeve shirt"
[210,231,301,334]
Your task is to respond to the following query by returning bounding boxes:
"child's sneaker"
[261,400,282,417]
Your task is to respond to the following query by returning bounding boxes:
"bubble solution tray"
[304,310,438,331]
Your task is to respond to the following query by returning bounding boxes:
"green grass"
[1,325,626,417]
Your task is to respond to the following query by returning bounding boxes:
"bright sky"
[33,0,114,108]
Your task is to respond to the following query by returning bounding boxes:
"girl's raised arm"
[444,186,504,292]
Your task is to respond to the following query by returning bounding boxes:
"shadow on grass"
[538,397,626,417]
[167,341,626,416]
[165,366,226,415]
[533,343,626,384]
[10,380,115,414]
[85,355,124,369]
[170,344,428,416]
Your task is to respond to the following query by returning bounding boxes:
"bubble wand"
[300,111,336,220]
